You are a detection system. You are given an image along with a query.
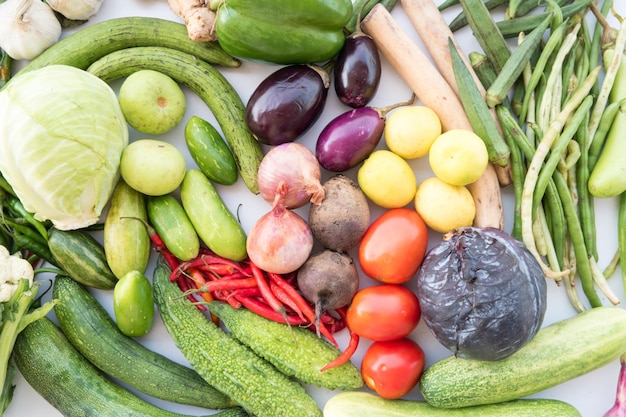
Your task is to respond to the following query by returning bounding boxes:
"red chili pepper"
[234,294,307,326]
[269,281,306,321]
[320,328,359,372]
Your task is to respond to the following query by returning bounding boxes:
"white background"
[4,0,626,416]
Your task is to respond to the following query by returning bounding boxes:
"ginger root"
[167,0,217,42]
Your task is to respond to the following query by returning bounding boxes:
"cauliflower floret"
[0,245,34,302]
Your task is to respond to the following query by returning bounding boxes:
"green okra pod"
[486,13,553,108]
[496,0,595,38]
[459,0,511,72]
[448,0,508,32]
[449,39,510,167]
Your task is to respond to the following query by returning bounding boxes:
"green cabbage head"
[0,65,129,230]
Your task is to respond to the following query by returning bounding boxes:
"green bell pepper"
[210,0,353,65]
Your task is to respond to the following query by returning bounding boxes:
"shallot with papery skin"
[246,196,314,274]
[257,142,325,209]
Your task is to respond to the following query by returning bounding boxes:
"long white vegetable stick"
[400,0,512,187]
[362,4,504,230]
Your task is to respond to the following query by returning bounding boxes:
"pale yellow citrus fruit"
[414,176,475,233]
[384,105,442,159]
[428,129,489,186]
[357,150,417,208]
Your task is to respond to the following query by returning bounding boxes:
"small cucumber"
[324,391,581,417]
[420,306,626,408]
[104,179,151,279]
[53,275,237,410]
[180,169,247,261]
[185,115,238,185]
[13,317,249,417]
[152,256,322,417]
[207,301,363,390]
[147,194,200,261]
[48,227,117,289]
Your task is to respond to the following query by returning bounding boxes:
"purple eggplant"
[334,10,381,108]
[245,64,330,146]
[316,95,414,172]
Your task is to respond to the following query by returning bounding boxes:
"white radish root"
[362,4,504,229]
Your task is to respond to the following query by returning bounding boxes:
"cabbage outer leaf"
[0,65,129,230]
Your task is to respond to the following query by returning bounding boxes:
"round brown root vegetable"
[297,249,360,331]
[308,174,370,252]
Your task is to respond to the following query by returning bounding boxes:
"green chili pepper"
[209,0,353,64]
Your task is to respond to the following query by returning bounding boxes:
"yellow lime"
[414,176,475,233]
[358,150,417,208]
[428,129,489,186]
[384,105,442,159]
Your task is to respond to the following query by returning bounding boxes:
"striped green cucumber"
[52,275,237,409]
[185,115,238,186]
[207,301,363,390]
[147,194,200,261]
[420,306,626,408]
[48,227,117,289]
[324,391,581,417]
[86,46,263,194]
[104,179,151,279]
[179,169,247,261]
[13,317,249,417]
[16,16,239,74]
[152,256,323,417]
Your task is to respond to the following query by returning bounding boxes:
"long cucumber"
[86,46,264,194]
[152,256,323,417]
[324,391,581,417]
[52,275,237,409]
[420,306,626,408]
[16,16,239,73]
[13,317,249,417]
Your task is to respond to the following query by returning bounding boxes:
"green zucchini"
[207,300,363,390]
[13,317,249,417]
[104,179,151,279]
[324,391,582,417]
[152,256,323,417]
[52,275,237,409]
[48,227,117,289]
[147,194,200,261]
[420,306,626,408]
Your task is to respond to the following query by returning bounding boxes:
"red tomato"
[361,338,425,399]
[359,208,428,284]
[346,284,421,341]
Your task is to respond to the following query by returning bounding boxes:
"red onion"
[246,198,314,274]
[257,142,325,209]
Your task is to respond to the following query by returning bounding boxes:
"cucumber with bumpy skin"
[86,46,263,194]
[13,317,249,417]
[420,306,626,408]
[52,275,237,410]
[152,256,323,417]
[207,300,363,390]
[324,391,581,417]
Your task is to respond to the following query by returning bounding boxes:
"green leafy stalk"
[0,279,57,414]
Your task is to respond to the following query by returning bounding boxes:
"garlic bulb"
[46,0,103,20]
[0,0,62,61]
